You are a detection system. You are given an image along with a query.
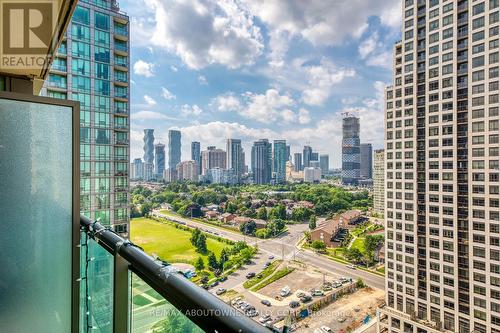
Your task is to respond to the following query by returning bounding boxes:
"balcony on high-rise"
[0,1,268,332]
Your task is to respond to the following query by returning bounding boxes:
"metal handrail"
[80,215,269,333]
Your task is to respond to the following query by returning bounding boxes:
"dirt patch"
[295,287,385,332]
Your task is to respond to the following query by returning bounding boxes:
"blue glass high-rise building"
[251,139,272,184]
[155,143,165,178]
[273,140,287,184]
[341,114,360,185]
[191,141,201,174]
[168,130,182,170]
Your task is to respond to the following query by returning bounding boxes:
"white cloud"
[147,0,264,69]
[244,0,401,65]
[358,33,394,69]
[144,95,157,106]
[198,75,208,85]
[161,87,176,100]
[133,60,155,77]
[170,65,178,72]
[132,111,174,121]
[214,95,242,112]
[181,104,203,116]
[301,59,356,106]
[212,89,312,125]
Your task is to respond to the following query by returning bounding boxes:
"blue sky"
[120,0,402,168]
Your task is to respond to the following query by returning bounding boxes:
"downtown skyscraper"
[226,138,244,182]
[43,0,130,235]
[273,140,287,184]
[341,114,360,185]
[191,141,201,175]
[378,1,500,333]
[154,143,165,178]
[168,130,182,170]
[252,139,272,184]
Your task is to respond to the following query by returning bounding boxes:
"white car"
[258,314,271,323]
[347,264,357,269]
[321,326,333,333]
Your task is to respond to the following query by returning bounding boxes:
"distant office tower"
[310,161,320,168]
[341,114,360,185]
[286,145,291,161]
[303,167,321,183]
[168,130,181,169]
[303,146,313,168]
[360,143,373,179]
[143,129,154,165]
[319,154,329,175]
[226,139,244,182]
[294,153,303,172]
[176,160,198,181]
[273,140,287,184]
[372,149,384,215]
[251,139,272,184]
[206,168,238,185]
[376,2,500,333]
[154,143,165,178]
[191,141,201,174]
[143,163,153,183]
[163,169,178,182]
[131,158,143,180]
[201,146,226,175]
[311,152,319,162]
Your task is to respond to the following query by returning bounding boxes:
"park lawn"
[351,237,366,253]
[130,217,227,265]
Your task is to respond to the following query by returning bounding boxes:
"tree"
[190,228,201,246]
[240,220,256,236]
[309,215,317,230]
[256,207,268,220]
[220,248,229,267]
[195,233,207,254]
[346,248,363,262]
[269,204,286,220]
[208,252,219,271]
[194,256,205,271]
[255,228,269,239]
[311,240,326,251]
[140,202,152,216]
[225,201,237,213]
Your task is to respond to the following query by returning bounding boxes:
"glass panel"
[80,234,114,333]
[131,273,204,333]
[0,97,73,332]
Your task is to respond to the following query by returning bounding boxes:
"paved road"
[151,211,385,290]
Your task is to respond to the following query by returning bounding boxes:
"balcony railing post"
[114,253,130,333]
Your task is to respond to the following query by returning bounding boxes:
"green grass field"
[130,217,227,265]
[351,237,366,253]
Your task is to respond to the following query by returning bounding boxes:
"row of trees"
[239,219,286,239]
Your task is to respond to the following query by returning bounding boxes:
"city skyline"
[118,0,401,168]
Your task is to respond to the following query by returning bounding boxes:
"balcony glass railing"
[80,216,268,333]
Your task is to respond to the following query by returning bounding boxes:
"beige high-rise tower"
[378,1,500,333]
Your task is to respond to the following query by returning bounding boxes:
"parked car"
[246,309,258,317]
[261,299,271,306]
[289,301,300,308]
[231,297,242,305]
[215,288,226,295]
[200,276,209,283]
[296,291,306,298]
[321,326,333,332]
[265,261,271,267]
[209,281,219,288]
[312,289,324,296]
[280,286,291,297]
[322,284,332,291]
[268,255,274,259]
[219,276,228,282]
[201,284,209,289]
[246,272,256,279]
[347,264,357,269]
[299,295,312,303]
[259,314,271,323]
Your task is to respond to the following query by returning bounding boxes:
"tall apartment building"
[294,152,303,171]
[273,139,287,184]
[43,0,130,235]
[154,143,165,179]
[201,146,226,175]
[341,114,360,185]
[168,129,182,169]
[378,1,500,333]
[303,145,313,168]
[143,129,154,181]
[191,141,201,175]
[226,138,244,182]
[176,160,199,181]
[320,154,330,175]
[360,143,373,179]
[373,149,385,215]
[252,139,272,184]
[131,158,143,180]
